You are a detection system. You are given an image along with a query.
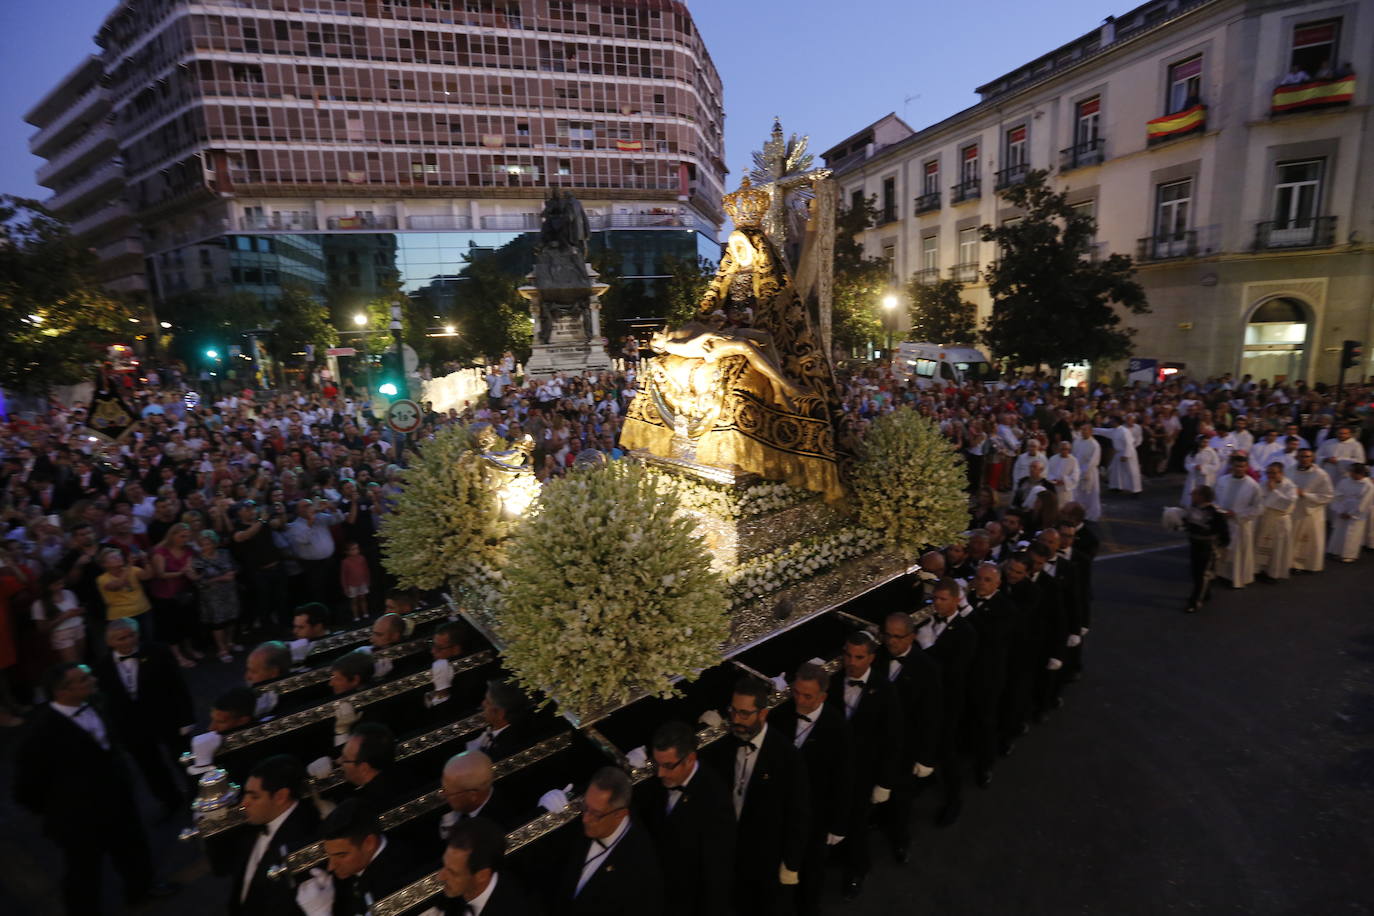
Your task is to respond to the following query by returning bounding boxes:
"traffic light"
[1340,339,1363,370]
[378,350,407,400]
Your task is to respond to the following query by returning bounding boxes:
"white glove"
[306,756,334,780]
[295,867,335,916]
[697,709,724,729]
[914,762,934,779]
[254,691,278,718]
[779,864,799,886]
[430,659,454,691]
[870,785,891,804]
[1047,658,1064,671]
[334,700,359,731]
[419,908,444,916]
[625,746,649,770]
[1066,634,1082,648]
[1080,627,1089,636]
[178,724,196,737]
[538,783,573,813]
[825,833,845,846]
[464,735,484,753]
[769,672,789,693]
[289,638,310,663]
[190,731,223,766]
[373,657,394,678]
[807,657,827,668]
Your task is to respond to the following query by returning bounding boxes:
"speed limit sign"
[386,399,423,434]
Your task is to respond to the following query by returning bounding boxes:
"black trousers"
[53,810,153,914]
[125,727,185,809]
[840,788,874,881]
[1188,539,1217,607]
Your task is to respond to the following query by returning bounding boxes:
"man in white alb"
[1214,455,1263,588]
[1071,423,1103,520]
[1289,448,1334,573]
[1253,462,1297,582]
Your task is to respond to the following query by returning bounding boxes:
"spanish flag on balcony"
[1271,76,1356,113]
[615,139,644,152]
[1147,104,1206,142]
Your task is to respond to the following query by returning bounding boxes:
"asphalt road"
[1,474,1371,915]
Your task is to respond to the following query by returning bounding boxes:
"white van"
[892,342,995,388]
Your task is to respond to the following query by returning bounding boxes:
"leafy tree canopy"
[657,253,716,327]
[980,170,1148,370]
[905,278,976,345]
[832,194,889,354]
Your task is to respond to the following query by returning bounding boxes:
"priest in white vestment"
[1046,441,1081,505]
[1317,426,1365,488]
[1329,464,1374,563]
[1071,423,1102,521]
[1094,416,1143,494]
[1214,456,1263,588]
[1253,462,1297,581]
[1289,450,1334,572]
[1182,436,1220,504]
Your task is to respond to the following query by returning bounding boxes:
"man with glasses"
[702,676,810,914]
[876,612,940,864]
[554,766,664,914]
[635,720,735,916]
[339,721,405,811]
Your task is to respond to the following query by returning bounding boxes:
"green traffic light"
[379,382,399,397]
[205,349,219,359]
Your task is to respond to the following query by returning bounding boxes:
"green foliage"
[658,254,717,325]
[851,408,970,557]
[498,461,729,720]
[378,425,510,591]
[906,278,975,344]
[0,196,140,393]
[270,283,338,366]
[980,170,1148,370]
[448,239,535,364]
[832,195,889,354]
[589,247,650,335]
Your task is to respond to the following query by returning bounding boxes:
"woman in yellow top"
[96,547,155,631]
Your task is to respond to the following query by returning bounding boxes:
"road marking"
[1098,543,1184,560]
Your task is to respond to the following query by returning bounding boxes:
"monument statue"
[621,168,847,501]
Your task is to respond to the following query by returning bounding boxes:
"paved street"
[1,474,1371,914]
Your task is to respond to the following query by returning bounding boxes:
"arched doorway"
[1241,297,1310,382]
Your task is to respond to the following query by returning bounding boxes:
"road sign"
[326,347,357,357]
[386,398,423,434]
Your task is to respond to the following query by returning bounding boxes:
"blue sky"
[0,0,1119,203]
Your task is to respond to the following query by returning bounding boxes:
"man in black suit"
[702,676,810,916]
[93,617,194,818]
[919,577,979,826]
[826,630,901,899]
[553,765,665,915]
[635,720,736,916]
[229,754,322,915]
[295,799,413,916]
[470,679,531,762]
[437,750,525,852]
[999,554,1043,756]
[438,817,542,915]
[1056,518,1095,680]
[771,662,854,916]
[339,721,407,811]
[966,563,1016,788]
[1030,536,1076,718]
[876,612,941,862]
[14,662,178,913]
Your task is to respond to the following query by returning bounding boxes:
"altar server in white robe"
[1254,463,1298,581]
[1072,423,1102,521]
[1013,439,1049,489]
[1248,430,1284,471]
[1181,435,1220,504]
[1276,437,1303,476]
[1046,441,1081,505]
[1214,455,1263,588]
[1289,449,1334,573]
[1094,416,1143,494]
[1329,464,1374,563]
[1231,416,1255,456]
[1317,426,1365,488]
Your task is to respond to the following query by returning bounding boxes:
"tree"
[450,246,533,365]
[0,197,141,393]
[832,194,889,355]
[906,278,976,344]
[269,283,338,370]
[658,253,716,326]
[980,170,1148,370]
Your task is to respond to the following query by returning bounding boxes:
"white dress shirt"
[439,790,494,839]
[666,760,698,814]
[242,802,299,902]
[733,722,768,816]
[115,651,141,699]
[575,814,629,896]
[888,648,913,683]
[842,668,870,720]
[792,709,818,748]
[465,871,500,915]
[52,700,109,749]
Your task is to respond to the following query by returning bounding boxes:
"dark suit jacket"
[329,835,415,916]
[554,819,665,916]
[93,641,195,740]
[825,668,902,794]
[227,802,322,916]
[438,871,543,915]
[876,647,942,773]
[635,762,736,916]
[770,700,854,838]
[923,614,979,752]
[482,719,531,763]
[966,590,1016,705]
[701,723,811,875]
[14,703,140,840]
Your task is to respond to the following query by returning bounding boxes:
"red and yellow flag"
[1146,104,1206,141]
[1271,76,1356,113]
[615,139,644,152]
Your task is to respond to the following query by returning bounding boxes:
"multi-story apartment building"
[825,0,1371,383]
[27,0,725,332]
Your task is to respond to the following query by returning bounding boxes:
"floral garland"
[646,469,812,521]
[727,526,884,605]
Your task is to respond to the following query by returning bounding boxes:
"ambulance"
[891,342,996,388]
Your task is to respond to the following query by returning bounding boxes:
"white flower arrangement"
[496,460,730,720]
[726,526,883,605]
[379,425,511,591]
[645,470,812,522]
[850,408,971,557]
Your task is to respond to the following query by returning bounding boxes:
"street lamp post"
[881,293,899,356]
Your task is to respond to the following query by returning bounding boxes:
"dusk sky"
[0,0,1117,205]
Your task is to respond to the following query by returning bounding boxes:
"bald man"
[436,751,524,857]
[370,613,407,649]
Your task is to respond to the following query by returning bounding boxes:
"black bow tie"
[847,679,865,688]
[258,824,272,836]
[736,738,757,752]
[797,712,813,723]
[117,654,140,662]
[667,784,687,795]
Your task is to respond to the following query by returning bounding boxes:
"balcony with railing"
[1253,215,1336,251]
[35,124,117,188]
[994,162,1030,191]
[1059,138,1105,172]
[29,85,106,157]
[913,192,941,215]
[479,213,541,231]
[950,262,980,283]
[326,215,398,230]
[1270,74,1356,116]
[877,205,899,225]
[44,161,124,215]
[912,267,942,285]
[407,214,474,230]
[1146,104,1206,145]
[69,200,134,239]
[951,179,981,204]
[1136,230,1198,261]
[239,214,319,231]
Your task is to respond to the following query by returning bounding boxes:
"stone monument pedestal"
[519,265,613,379]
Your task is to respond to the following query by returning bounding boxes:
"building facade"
[27,0,725,332]
[826,0,1372,383]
